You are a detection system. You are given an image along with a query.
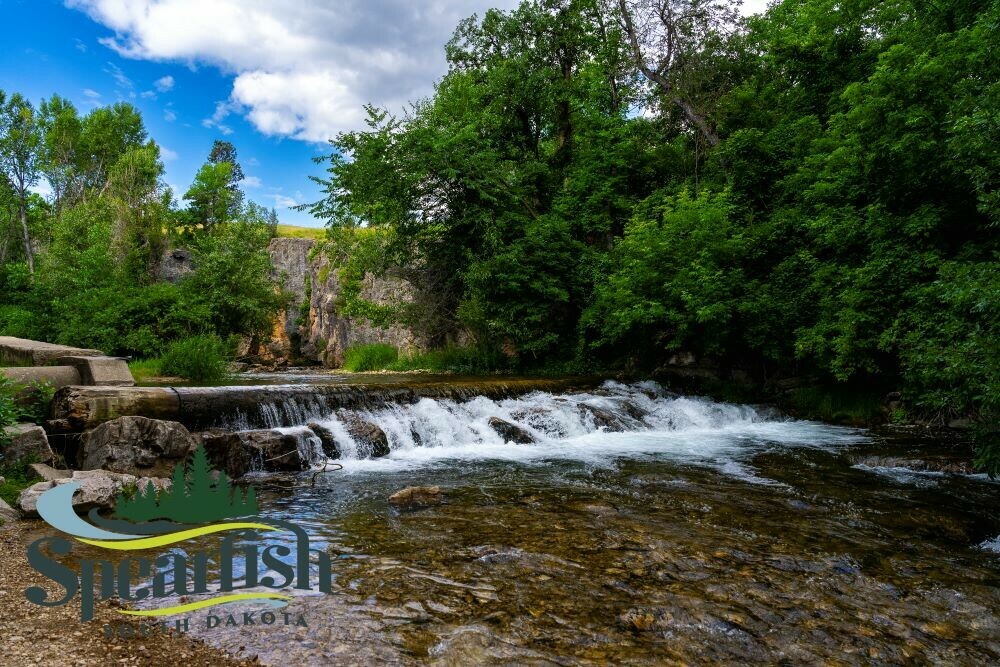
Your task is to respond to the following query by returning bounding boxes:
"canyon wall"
[263,238,424,367]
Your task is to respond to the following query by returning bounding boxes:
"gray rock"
[159,247,194,283]
[2,424,54,465]
[17,470,170,517]
[307,422,340,458]
[27,463,72,482]
[342,416,390,458]
[55,355,134,386]
[389,486,442,507]
[78,416,196,476]
[0,497,19,523]
[488,417,535,444]
[201,429,303,477]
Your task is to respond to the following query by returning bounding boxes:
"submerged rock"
[389,486,443,508]
[2,424,54,465]
[578,404,626,431]
[17,470,170,517]
[78,416,196,476]
[488,417,535,444]
[307,422,340,458]
[343,416,390,458]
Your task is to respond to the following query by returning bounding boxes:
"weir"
[47,377,603,433]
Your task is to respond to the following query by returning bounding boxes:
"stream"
[142,381,1000,663]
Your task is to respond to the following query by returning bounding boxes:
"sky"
[0,0,770,228]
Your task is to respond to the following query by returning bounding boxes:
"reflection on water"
[170,386,1000,664]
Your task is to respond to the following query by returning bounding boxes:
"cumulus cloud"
[154,75,175,92]
[242,175,262,188]
[160,146,179,161]
[66,0,518,143]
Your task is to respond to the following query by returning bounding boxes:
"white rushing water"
[273,381,866,477]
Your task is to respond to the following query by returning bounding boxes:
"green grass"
[276,224,327,240]
[128,358,163,383]
[0,458,36,508]
[387,346,504,374]
[342,344,399,372]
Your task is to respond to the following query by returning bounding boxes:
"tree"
[615,0,740,146]
[184,161,237,228]
[207,139,245,213]
[37,95,82,210]
[0,92,42,272]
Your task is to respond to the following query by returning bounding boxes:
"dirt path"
[0,521,252,666]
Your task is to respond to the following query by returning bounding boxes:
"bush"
[159,335,230,383]
[342,344,398,371]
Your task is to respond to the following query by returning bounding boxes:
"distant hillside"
[276,224,326,240]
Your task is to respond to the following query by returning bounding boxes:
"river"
[145,380,1000,664]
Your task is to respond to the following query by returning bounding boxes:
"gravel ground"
[0,521,252,666]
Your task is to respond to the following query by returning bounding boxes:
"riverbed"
[158,381,1000,664]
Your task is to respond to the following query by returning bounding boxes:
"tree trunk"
[18,197,34,273]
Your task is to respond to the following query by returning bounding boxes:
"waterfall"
[214,381,864,475]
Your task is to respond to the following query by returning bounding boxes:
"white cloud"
[242,175,262,188]
[140,90,157,99]
[154,75,175,92]
[75,38,88,52]
[104,61,133,90]
[160,146,179,161]
[83,88,101,98]
[67,0,519,143]
[164,108,177,122]
[30,180,54,199]
[266,192,298,209]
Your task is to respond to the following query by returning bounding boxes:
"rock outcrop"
[261,238,427,367]
[78,416,196,476]
[18,470,170,517]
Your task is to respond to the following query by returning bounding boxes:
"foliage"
[342,343,399,372]
[114,446,257,523]
[387,346,510,374]
[0,458,35,508]
[303,0,999,472]
[159,334,230,383]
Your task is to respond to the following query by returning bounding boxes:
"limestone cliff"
[263,238,423,367]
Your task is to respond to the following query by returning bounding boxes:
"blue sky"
[1,0,769,227]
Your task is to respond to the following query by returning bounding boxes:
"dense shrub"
[159,334,230,383]
[342,344,398,372]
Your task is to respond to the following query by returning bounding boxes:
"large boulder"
[342,416,390,458]
[17,470,171,517]
[2,424,55,465]
[78,416,196,476]
[488,417,536,444]
[200,429,303,477]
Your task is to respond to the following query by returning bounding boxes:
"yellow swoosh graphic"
[118,593,291,617]
[76,522,280,550]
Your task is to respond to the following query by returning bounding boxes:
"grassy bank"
[275,224,326,240]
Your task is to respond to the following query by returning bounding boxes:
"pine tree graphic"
[114,446,258,523]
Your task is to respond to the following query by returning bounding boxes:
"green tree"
[0,92,42,273]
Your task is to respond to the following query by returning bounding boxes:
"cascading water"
[244,381,865,478]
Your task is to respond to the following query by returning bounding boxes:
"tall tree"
[0,92,42,272]
[615,0,740,146]
[207,139,245,213]
[38,95,82,210]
